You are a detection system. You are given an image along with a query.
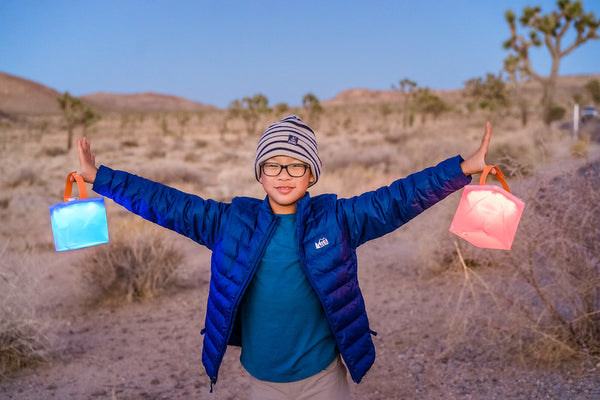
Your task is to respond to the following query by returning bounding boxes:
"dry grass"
[571,138,590,158]
[80,221,186,305]
[0,307,49,380]
[0,247,50,380]
[2,166,38,189]
[442,159,600,365]
[0,85,598,387]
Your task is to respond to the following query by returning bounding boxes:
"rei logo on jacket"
[314,237,329,249]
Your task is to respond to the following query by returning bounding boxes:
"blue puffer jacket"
[92,155,470,389]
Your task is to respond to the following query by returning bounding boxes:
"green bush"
[544,104,566,124]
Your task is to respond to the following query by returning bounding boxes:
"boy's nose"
[278,170,292,179]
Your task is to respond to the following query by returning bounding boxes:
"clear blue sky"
[1,0,599,108]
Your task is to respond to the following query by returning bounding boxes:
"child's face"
[259,155,315,214]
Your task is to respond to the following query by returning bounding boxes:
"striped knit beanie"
[255,115,322,187]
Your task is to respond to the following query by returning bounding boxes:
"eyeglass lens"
[262,163,308,177]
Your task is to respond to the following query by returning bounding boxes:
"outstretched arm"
[76,137,98,183]
[460,121,493,176]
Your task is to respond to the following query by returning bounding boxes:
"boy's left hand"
[460,121,493,176]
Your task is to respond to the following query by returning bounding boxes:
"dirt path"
[2,227,600,399]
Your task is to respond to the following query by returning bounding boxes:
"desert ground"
[1,76,600,399]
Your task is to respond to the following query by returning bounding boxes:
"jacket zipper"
[210,215,279,390]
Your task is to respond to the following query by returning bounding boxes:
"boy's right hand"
[76,137,98,184]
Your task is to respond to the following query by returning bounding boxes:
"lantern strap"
[479,165,511,193]
[64,171,88,202]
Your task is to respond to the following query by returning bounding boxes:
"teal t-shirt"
[240,213,338,382]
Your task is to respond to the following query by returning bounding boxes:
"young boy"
[75,115,492,400]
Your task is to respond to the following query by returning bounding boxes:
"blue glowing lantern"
[49,172,109,251]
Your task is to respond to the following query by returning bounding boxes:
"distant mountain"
[80,92,215,113]
[323,74,600,106]
[2,70,598,116]
[0,71,62,115]
[323,87,463,106]
[323,88,402,106]
[0,71,216,116]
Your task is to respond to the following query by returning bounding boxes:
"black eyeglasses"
[261,162,310,177]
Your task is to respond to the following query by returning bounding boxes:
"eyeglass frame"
[260,162,310,178]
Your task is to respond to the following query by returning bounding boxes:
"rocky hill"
[0,71,215,116]
[80,92,216,113]
[1,70,598,117]
[0,72,62,116]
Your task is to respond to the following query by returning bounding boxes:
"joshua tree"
[392,78,417,127]
[503,0,600,125]
[464,73,511,115]
[228,94,271,136]
[175,111,191,137]
[413,88,448,124]
[302,92,323,124]
[56,92,100,150]
[273,102,290,116]
[504,54,530,126]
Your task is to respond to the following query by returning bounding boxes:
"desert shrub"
[40,146,68,157]
[145,138,168,159]
[146,148,167,159]
[379,103,393,117]
[0,252,49,379]
[183,152,200,163]
[121,140,139,148]
[323,138,404,175]
[449,161,600,364]
[3,167,38,188]
[80,228,185,304]
[343,117,352,130]
[545,104,566,124]
[570,139,589,158]
[584,79,600,104]
[194,139,208,148]
[488,140,534,178]
[494,154,534,179]
[273,102,290,116]
[142,165,205,186]
[0,307,49,379]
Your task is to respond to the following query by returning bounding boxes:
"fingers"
[481,121,492,152]
[75,137,98,183]
[482,123,494,174]
[77,137,95,165]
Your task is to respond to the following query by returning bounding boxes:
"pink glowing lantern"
[449,166,525,250]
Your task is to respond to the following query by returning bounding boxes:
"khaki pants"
[248,355,350,400]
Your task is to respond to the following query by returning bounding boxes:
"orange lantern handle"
[479,165,511,193]
[64,171,88,202]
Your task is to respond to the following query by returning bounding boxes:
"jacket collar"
[260,192,312,218]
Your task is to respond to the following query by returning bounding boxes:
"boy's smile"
[259,155,315,214]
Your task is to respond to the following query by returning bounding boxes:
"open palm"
[460,121,493,176]
[76,137,98,184]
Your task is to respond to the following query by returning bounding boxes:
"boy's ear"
[309,173,315,184]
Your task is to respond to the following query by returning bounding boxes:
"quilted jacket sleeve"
[92,165,226,250]
[338,155,471,248]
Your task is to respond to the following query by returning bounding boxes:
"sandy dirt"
[1,108,599,399]
[1,221,599,400]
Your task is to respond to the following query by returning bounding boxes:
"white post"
[573,103,579,141]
